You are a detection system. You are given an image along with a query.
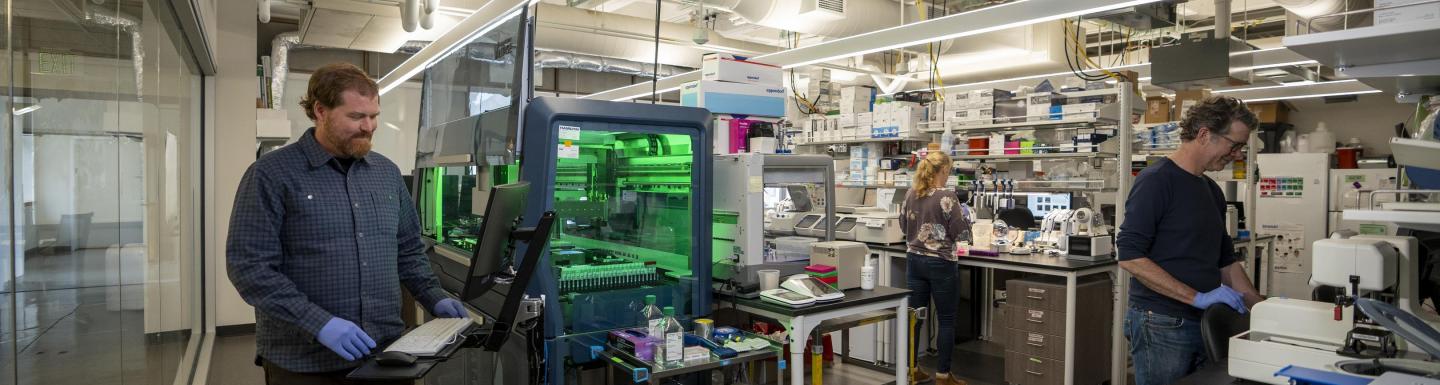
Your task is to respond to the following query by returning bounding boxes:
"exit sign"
[35,52,76,75]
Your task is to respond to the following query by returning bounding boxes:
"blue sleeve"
[1117,172,1168,261]
[393,173,449,311]
[226,166,333,337]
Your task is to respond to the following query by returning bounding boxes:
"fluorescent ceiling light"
[1212,79,1362,93]
[774,0,1161,69]
[1231,60,1318,72]
[12,105,41,116]
[915,63,1148,94]
[379,0,537,95]
[1242,90,1381,102]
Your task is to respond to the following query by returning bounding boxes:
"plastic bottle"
[1310,122,1336,154]
[661,306,685,365]
[940,129,955,156]
[860,259,876,290]
[641,295,664,339]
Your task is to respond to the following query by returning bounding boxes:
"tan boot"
[909,368,933,384]
[934,373,968,385]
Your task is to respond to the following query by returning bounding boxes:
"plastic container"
[860,262,876,290]
[968,137,989,155]
[1336,147,1362,169]
[1309,122,1337,154]
[660,307,684,365]
[768,236,815,262]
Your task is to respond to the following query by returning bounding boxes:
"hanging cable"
[651,0,661,104]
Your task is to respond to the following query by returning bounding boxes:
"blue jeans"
[1124,306,1205,385]
[907,253,958,374]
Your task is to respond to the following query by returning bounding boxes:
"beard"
[321,121,372,158]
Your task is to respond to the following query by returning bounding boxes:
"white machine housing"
[1230,235,1428,384]
[1310,238,1398,292]
[843,207,905,244]
[713,153,834,286]
[1229,298,1357,384]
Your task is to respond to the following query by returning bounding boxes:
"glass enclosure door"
[0,0,203,383]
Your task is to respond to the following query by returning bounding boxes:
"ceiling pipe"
[259,0,271,23]
[1214,0,1231,39]
[400,0,420,32]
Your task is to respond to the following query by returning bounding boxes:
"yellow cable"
[1066,19,1126,82]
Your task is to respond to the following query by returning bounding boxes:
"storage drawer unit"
[1004,329,1065,361]
[1002,275,1113,385]
[1005,305,1066,337]
[1004,350,1064,385]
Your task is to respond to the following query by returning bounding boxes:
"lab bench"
[871,244,1123,385]
[715,286,912,385]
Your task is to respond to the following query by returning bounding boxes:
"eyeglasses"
[1215,133,1247,153]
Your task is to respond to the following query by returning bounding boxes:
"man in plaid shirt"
[227,63,467,384]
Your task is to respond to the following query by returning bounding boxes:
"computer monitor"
[1026,193,1073,220]
[459,181,557,351]
[463,181,531,301]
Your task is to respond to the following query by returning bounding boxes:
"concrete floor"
[0,248,189,385]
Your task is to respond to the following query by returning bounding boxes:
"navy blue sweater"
[1118,158,1237,320]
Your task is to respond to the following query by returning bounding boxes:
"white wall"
[208,0,258,327]
[280,73,423,174]
[1285,94,1418,156]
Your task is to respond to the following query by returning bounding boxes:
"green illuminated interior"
[549,130,697,294]
[418,164,519,252]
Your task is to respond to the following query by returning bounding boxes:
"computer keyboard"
[384,317,475,356]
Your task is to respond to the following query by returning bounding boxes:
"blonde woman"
[899,150,969,385]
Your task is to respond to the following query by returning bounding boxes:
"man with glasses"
[1117,96,1265,385]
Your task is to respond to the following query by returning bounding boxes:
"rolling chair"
[1200,304,1251,362]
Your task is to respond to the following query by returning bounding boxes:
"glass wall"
[1,0,203,384]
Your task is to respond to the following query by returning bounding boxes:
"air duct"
[84,8,144,101]
[1274,0,1369,32]
[270,32,303,110]
[713,0,917,39]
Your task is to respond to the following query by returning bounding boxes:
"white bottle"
[1310,122,1337,154]
[861,262,876,290]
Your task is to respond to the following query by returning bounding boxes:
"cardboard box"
[1061,103,1100,119]
[856,112,873,125]
[1144,97,1173,123]
[1375,0,1440,25]
[680,80,786,117]
[1246,101,1290,124]
[701,53,782,86]
[1173,89,1211,121]
[1026,92,1062,122]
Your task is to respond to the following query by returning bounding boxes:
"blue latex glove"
[433,298,467,318]
[1193,284,1247,314]
[317,317,376,361]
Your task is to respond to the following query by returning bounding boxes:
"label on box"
[558,125,581,140]
[558,143,579,159]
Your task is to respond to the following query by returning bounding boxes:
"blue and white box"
[700,53,783,86]
[680,80,786,117]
